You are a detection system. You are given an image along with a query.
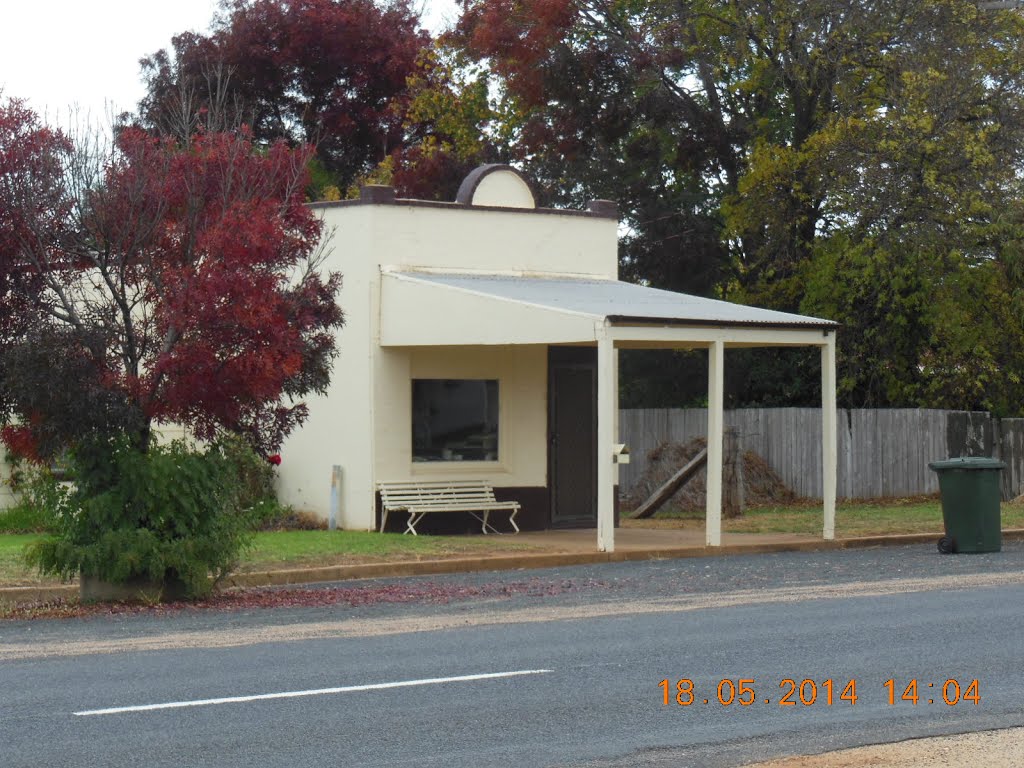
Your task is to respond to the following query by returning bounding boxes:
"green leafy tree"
[382,43,503,200]
[454,0,1024,411]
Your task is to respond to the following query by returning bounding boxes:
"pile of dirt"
[622,438,798,513]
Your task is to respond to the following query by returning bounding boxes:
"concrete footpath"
[745,727,1024,767]
[5,527,1024,607]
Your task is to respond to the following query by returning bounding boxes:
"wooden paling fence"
[618,408,1024,502]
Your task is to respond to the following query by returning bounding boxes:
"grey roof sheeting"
[392,272,837,330]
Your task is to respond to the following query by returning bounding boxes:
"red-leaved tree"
[0,96,72,347]
[138,0,430,193]
[0,97,343,460]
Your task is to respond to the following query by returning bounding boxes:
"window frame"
[410,378,502,467]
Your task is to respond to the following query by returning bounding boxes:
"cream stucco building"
[277,166,839,552]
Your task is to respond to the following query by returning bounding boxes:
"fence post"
[723,427,743,518]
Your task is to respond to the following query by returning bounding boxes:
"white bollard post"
[329,465,342,531]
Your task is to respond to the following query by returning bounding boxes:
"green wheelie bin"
[928,457,1005,554]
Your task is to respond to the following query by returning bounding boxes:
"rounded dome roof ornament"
[455,164,536,209]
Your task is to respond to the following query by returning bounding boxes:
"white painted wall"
[374,345,548,490]
[277,193,615,527]
[374,204,617,278]
[379,274,598,346]
[468,172,536,209]
[277,205,376,528]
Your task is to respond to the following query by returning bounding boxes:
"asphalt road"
[2,542,1023,767]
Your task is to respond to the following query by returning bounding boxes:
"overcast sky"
[1,0,458,127]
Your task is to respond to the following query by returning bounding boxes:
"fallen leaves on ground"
[1,577,613,621]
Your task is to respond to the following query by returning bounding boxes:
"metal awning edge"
[607,314,839,331]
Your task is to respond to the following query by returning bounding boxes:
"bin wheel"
[938,536,954,554]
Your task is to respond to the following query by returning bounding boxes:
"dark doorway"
[548,347,597,527]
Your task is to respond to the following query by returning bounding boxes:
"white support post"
[706,340,725,547]
[613,348,620,488]
[822,332,838,540]
[597,327,615,553]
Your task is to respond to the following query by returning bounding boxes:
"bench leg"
[508,509,519,534]
[380,509,389,534]
[405,511,425,535]
[467,511,502,534]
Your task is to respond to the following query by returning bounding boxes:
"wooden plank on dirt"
[628,448,708,520]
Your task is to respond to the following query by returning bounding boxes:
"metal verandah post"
[597,327,615,552]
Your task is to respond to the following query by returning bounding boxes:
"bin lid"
[928,456,1006,471]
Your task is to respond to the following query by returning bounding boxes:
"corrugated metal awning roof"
[391,272,836,330]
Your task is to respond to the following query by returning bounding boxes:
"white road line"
[73,668,553,717]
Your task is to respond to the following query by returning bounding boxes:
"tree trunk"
[723,427,744,519]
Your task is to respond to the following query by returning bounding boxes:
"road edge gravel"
[4,528,1024,607]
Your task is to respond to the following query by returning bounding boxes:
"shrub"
[26,439,259,599]
[214,433,296,528]
[0,502,55,534]
[0,464,68,533]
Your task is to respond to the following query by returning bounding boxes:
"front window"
[412,379,499,462]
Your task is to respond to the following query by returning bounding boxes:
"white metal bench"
[378,480,521,535]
